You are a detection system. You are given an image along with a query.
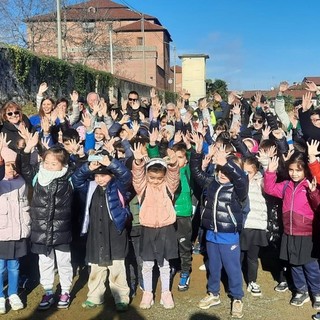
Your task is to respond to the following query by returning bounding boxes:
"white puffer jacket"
[243,171,268,230]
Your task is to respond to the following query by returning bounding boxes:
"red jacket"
[264,170,314,236]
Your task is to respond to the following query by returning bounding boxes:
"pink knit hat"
[243,138,259,154]
[1,146,17,163]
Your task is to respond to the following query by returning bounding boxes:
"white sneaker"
[9,294,24,311]
[0,297,6,314]
[247,281,262,296]
[199,264,206,271]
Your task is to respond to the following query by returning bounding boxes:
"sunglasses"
[6,111,20,117]
[128,98,138,102]
[252,119,263,124]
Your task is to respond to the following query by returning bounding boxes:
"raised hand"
[70,90,79,103]
[149,87,157,99]
[173,130,182,144]
[81,113,92,129]
[41,137,50,151]
[272,128,284,140]
[103,137,116,154]
[99,155,111,167]
[307,176,318,192]
[305,81,318,92]
[262,126,271,139]
[202,154,212,171]
[232,103,241,115]
[166,148,178,165]
[99,98,108,116]
[148,127,158,146]
[282,149,294,162]
[38,82,48,96]
[307,139,320,163]
[18,123,31,142]
[131,142,145,161]
[182,131,192,149]
[190,132,203,154]
[268,156,279,172]
[25,132,39,153]
[302,91,313,111]
[254,91,262,104]
[0,132,11,154]
[214,145,230,166]
[227,92,235,105]
[40,117,50,134]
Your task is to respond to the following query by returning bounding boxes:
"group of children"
[1,81,320,319]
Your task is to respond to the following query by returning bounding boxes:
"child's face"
[244,163,257,181]
[5,162,17,180]
[94,173,112,187]
[288,163,305,182]
[94,128,105,142]
[175,150,187,168]
[43,154,64,171]
[217,170,230,184]
[147,171,165,187]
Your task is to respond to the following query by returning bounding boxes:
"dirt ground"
[3,249,319,320]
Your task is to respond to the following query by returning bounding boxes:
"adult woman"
[0,101,32,152]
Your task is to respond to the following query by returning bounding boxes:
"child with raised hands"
[20,132,75,310]
[264,152,320,309]
[190,133,248,319]
[0,134,30,314]
[72,153,132,312]
[131,142,180,310]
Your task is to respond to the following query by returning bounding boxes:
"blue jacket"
[190,150,248,233]
[71,159,132,234]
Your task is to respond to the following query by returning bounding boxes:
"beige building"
[179,54,209,104]
[25,0,172,90]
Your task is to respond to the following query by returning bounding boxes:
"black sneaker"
[274,281,289,292]
[178,272,190,291]
[312,312,320,320]
[290,292,310,307]
[38,294,55,310]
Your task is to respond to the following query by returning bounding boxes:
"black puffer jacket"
[190,150,248,233]
[20,152,74,246]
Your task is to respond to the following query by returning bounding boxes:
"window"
[137,37,143,46]
[82,22,95,33]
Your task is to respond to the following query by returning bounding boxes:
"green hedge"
[7,45,114,99]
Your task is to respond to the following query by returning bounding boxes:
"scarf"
[37,164,68,187]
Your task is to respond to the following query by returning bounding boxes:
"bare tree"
[0,0,54,48]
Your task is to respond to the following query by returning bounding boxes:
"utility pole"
[108,23,114,74]
[56,0,62,59]
[173,44,177,93]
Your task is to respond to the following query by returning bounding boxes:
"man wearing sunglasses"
[126,91,149,123]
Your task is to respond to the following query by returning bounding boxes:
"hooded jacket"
[20,152,74,246]
[190,150,248,233]
[264,170,314,236]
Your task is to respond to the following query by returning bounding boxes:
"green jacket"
[174,165,193,217]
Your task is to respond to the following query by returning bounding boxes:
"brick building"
[25,0,173,90]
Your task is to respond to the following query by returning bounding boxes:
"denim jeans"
[0,259,19,297]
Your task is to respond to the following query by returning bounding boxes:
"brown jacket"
[132,160,180,228]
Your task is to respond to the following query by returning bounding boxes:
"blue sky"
[117,0,319,91]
